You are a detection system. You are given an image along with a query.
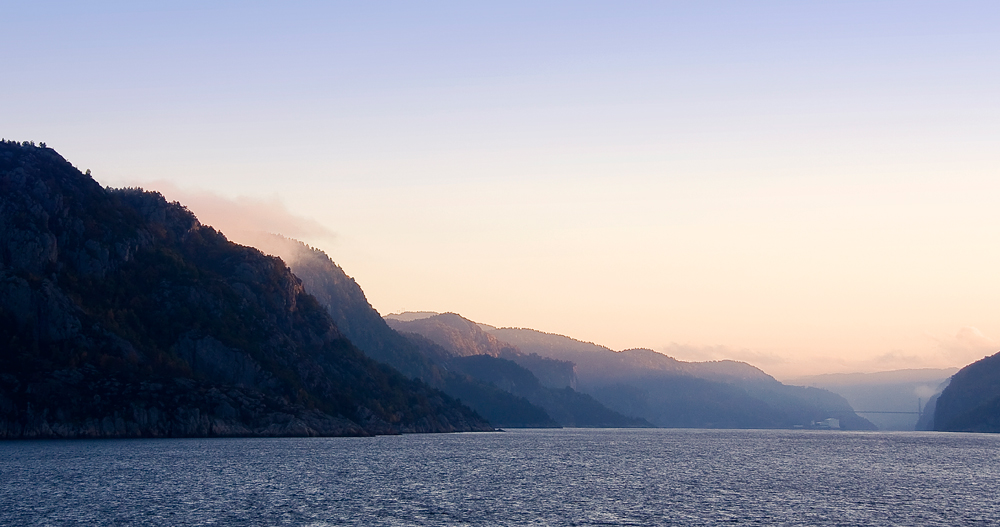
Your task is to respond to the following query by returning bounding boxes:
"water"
[2,429,999,526]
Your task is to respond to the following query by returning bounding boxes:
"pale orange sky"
[6,3,999,378]
[153,177,999,380]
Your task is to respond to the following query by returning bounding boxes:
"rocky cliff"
[0,141,491,438]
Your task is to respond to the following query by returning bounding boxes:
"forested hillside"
[0,142,491,438]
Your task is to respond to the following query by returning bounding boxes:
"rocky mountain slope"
[0,141,491,438]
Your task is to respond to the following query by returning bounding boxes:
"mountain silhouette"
[0,141,491,438]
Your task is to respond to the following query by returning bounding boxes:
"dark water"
[2,429,999,526]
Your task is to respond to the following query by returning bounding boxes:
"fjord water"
[2,429,998,526]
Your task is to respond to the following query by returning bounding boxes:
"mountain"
[389,312,519,358]
[444,354,649,427]
[244,235,559,428]
[0,141,491,438]
[788,368,956,431]
[480,325,773,385]
[386,313,577,389]
[420,319,876,430]
[269,243,647,428]
[933,351,1000,432]
[385,313,650,427]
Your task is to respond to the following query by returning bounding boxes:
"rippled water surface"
[2,429,999,525]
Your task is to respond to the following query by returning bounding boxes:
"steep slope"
[933,352,1000,432]
[0,141,491,438]
[246,235,558,428]
[246,235,452,378]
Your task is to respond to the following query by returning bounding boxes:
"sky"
[5,1,999,378]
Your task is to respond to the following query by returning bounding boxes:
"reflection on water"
[2,429,999,526]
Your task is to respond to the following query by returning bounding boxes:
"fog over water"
[3,429,998,526]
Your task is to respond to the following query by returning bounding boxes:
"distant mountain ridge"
[390,312,876,430]
[0,142,491,438]
[384,313,647,427]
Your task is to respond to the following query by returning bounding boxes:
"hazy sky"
[5,2,999,377]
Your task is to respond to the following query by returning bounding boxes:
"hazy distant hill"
[933,352,1000,432]
[0,142,491,438]
[788,368,956,430]
[389,312,518,358]
[454,321,875,430]
[385,313,649,428]
[481,325,775,385]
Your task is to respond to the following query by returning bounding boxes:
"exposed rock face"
[504,352,577,390]
[934,352,1000,432]
[0,141,492,438]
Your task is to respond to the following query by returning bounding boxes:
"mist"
[141,181,999,379]
[148,181,334,266]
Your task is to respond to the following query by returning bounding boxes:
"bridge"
[829,410,921,415]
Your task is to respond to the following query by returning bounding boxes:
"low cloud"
[141,181,335,261]
[913,384,942,399]
[927,326,998,365]
[659,338,979,380]
[660,343,787,367]
[869,351,926,367]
